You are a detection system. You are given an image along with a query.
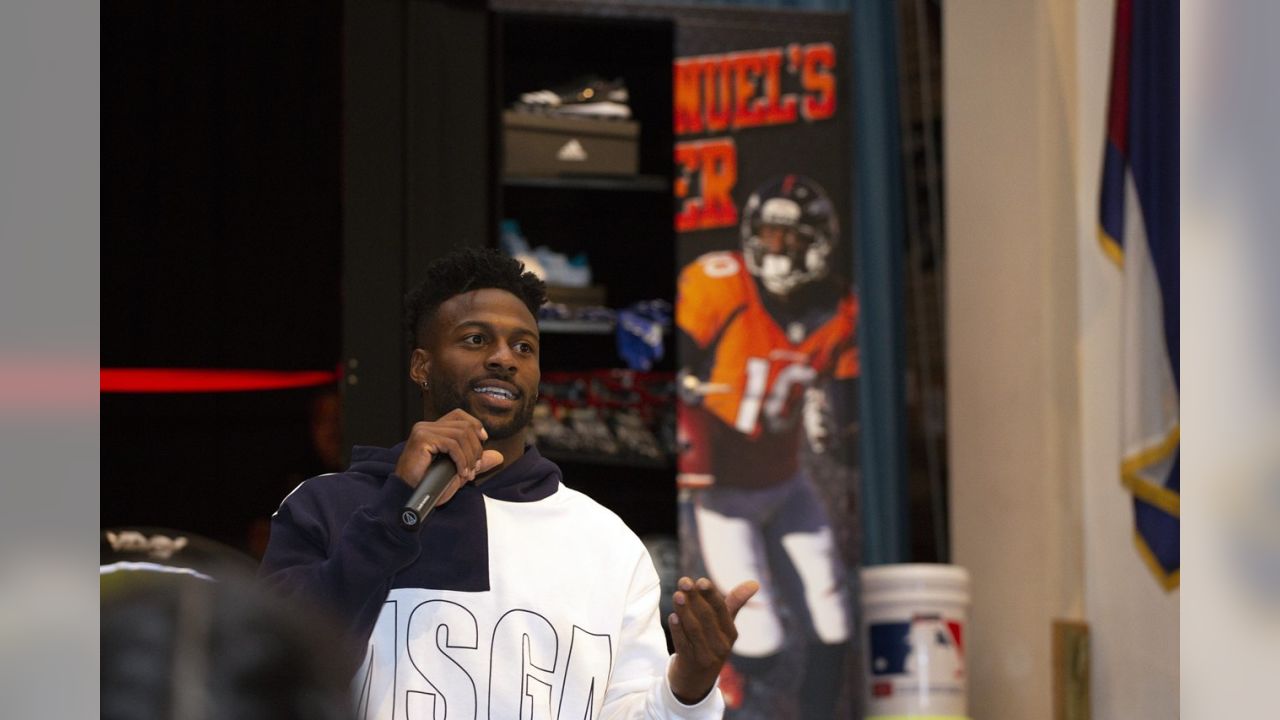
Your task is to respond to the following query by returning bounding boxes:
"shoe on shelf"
[514,76,632,120]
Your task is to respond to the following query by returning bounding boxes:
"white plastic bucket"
[860,564,970,719]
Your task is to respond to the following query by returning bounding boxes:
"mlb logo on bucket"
[861,564,971,716]
[869,614,965,687]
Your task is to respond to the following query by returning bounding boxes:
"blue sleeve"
[258,474,422,647]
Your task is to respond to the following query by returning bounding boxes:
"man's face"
[421,288,541,441]
[758,224,804,255]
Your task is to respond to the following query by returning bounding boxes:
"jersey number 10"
[736,358,816,434]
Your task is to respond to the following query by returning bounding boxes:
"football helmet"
[740,174,838,296]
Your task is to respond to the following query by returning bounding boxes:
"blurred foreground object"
[102,528,355,720]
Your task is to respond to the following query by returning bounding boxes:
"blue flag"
[1098,0,1179,590]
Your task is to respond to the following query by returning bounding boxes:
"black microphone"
[399,455,457,530]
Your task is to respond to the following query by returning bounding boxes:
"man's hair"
[404,247,547,347]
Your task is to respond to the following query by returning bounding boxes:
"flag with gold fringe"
[1098,0,1179,590]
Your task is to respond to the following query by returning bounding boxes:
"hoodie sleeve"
[258,473,422,646]
[598,545,725,720]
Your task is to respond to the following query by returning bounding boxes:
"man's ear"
[409,348,431,388]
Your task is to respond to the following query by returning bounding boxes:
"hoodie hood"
[340,442,560,593]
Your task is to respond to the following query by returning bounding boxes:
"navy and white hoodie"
[261,443,722,720]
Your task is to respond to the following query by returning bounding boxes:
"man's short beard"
[428,379,534,441]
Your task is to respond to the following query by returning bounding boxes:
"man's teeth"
[475,387,515,399]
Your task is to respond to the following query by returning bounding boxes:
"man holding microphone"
[261,248,757,719]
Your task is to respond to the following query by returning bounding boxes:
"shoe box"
[545,283,607,307]
[503,111,639,177]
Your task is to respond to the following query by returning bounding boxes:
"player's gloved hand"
[676,367,706,406]
[803,386,833,454]
[667,577,760,705]
[393,409,504,508]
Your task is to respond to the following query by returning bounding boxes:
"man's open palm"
[666,577,761,705]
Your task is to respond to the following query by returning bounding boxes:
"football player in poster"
[676,175,858,719]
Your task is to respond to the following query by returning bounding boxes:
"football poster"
[668,7,861,720]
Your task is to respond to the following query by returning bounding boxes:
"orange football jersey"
[677,251,858,488]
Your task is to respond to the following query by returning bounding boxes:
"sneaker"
[616,309,664,371]
[515,76,632,120]
[567,407,620,456]
[531,403,580,453]
[611,410,663,460]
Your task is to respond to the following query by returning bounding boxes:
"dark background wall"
[102,1,343,553]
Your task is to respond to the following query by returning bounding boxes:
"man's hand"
[667,576,760,705]
[393,409,504,508]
